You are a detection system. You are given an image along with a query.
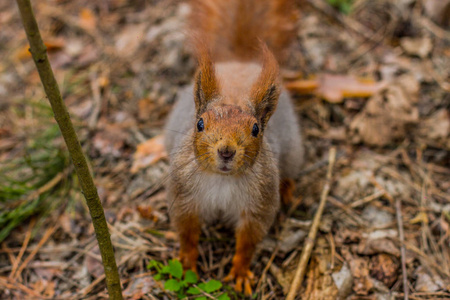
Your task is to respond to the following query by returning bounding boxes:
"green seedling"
[147,259,231,300]
[327,0,354,14]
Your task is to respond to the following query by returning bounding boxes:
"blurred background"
[0,0,449,299]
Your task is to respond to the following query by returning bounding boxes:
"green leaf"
[202,280,222,293]
[195,297,207,300]
[169,259,183,279]
[177,291,187,299]
[187,287,202,295]
[147,260,161,270]
[184,270,198,284]
[218,294,231,300]
[341,2,352,14]
[161,265,171,274]
[153,273,162,281]
[165,279,182,292]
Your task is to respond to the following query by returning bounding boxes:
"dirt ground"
[0,0,449,299]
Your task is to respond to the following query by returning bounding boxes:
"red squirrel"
[164,0,303,296]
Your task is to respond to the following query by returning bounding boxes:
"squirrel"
[164,0,303,296]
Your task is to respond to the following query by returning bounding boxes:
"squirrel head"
[192,43,280,175]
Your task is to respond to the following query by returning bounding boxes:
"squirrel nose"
[218,148,236,161]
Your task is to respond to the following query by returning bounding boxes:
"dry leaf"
[417,109,450,149]
[332,264,353,299]
[400,36,433,58]
[15,39,65,60]
[115,23,146,56]
[349,74,419,146]
[131,135,167,173]
[137,205,158,222]
[285,74,386,103]
[79,8,97,30]
[414,266,445,292]
[369,254,399,288]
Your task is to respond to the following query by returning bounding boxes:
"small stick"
[396,198,409,300]
[15,0,123,298]
[286,147,337,300]
[256,245,279,293]
[374,179,409,300]
[14,223,58,281]
[9,218,36,279]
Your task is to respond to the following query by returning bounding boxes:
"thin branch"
[286,147,337,300]
[15,0,123,298]
[396,198,409,300]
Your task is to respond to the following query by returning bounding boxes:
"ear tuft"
[193,42,220,115]
[250,43,281,128]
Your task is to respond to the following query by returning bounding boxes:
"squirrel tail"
[189,0,299,62]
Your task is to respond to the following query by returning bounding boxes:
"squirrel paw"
[224,268,254,296]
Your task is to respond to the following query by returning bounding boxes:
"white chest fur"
[190,172,256,225]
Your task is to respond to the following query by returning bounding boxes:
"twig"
[14,223,58,281]
[256,245,279,293]
[192,284,218,300]
[286,147,337,300]
[0,276,45,298]
[374,179,409,300]
[9,218,36,279]
[88,71,102,130]
[15,0,123,298]
[395,199,409,300]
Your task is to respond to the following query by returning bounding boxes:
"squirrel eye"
[251,123,259,137]
[197,118,204,132]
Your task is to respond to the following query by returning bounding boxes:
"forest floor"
[0,0,449,299]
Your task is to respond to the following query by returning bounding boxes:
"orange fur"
[165,0,303,296]
[224,216,266,296]
[193,44,220,115]
[193,105,261,175]
[280,178,296,205]
[176,213,201,272]
[190,0,299,62]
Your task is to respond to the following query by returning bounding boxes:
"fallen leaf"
[414,266,445,292]
[15,39,65,60]
[342,249,373,296]
[131,135,167,174]
[123,277,157,299]
[369,253,399,287]
[332,263,353,299]
[285,74,386,103]
[115,23,147,56]
[400,36,433,58]
[349,74,419,146]
[79,8,97,31]
[92,124,128,158]
[137,205,158,222]
[417,109,450,149]
[410,211,429,225]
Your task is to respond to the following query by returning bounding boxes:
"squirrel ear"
[250,44,281,128]
[193,47,219,115]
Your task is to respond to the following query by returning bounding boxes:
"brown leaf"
[131,135,167,173]
[349,74,419,146]
[285,74,386,103]
[342,249,373,296]
[400,36,433,58]
[417,109,450,149]
[79,8,97,31]
[369,254,399,288]
[15,39,65,60]
[137,205,158,222]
